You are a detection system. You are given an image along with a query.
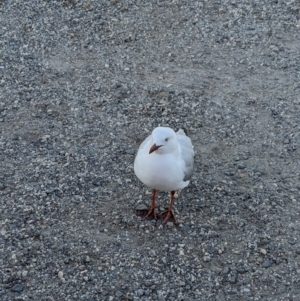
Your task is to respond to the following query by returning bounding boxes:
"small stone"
[180,224,190,233]
[149,249,156,257]
[237,163,246,169]
[0,229,6,236]
[11,283,23,292]
[236,267,247,274]
[83,276,89,281]
[287,238,296,245]
[85,256,91,262]
[136,204,148,211]
[203,255,211,262]
[0,182,5,190]
[262,259,273,268]
[115,291,123,298]
[137,289,144,296]
[228,275,237,284]
[222,267,230,274]
[260,248,267,255]
[58,271,64,278]
[22,271,28,277]
[92,179,101,186]
[256,257,263,264]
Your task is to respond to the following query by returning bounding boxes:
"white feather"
[134,127,194,192]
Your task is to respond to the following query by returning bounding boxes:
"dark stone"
[180,224,190,233]
[222,267,230,275]
[228,275,237,284]
[287,238,296,245]
[224,170,235,176]
[261,260,272,268]
[92,179,101,186]
[236,267,247,274]
[11,283,23,292]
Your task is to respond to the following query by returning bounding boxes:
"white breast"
[134,151,189,191]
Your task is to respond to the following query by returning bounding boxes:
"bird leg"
[159,191,177,224]
[138,189,158,220]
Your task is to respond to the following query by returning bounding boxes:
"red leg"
[159,191,177,224]
[137,189,158,220]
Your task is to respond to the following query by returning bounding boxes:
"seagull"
[134,127,194,223]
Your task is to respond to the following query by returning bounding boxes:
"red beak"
[149,143,161,154]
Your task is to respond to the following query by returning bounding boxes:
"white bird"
[134,127,194,223]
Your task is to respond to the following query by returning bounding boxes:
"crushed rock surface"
[1,0,300,300]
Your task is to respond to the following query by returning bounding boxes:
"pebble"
[149,249,156,257]
[203,255,211,262]
[136,204,148,211]
[115,291,123,297]
[287,238,296,245]
[137,289,144,296]
[236,267,247,274]
[11,283,23,292]
[85,256,91,262]
[262,260,273,268]
[228,275,237,284]
[58,271,64,278]
[260,248,267,255]
[92,179,101,186]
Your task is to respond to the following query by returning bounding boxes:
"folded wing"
[177,129,194,181]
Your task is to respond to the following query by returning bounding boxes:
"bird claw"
[137,207,157,220]
[159,209,177,224]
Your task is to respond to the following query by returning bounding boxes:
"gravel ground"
[1,0,300,300]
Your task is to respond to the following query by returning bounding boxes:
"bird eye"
[165,138,169,142]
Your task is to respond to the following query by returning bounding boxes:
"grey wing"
[177,129,195,181]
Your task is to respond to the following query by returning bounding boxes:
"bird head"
[149,127,178,155]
